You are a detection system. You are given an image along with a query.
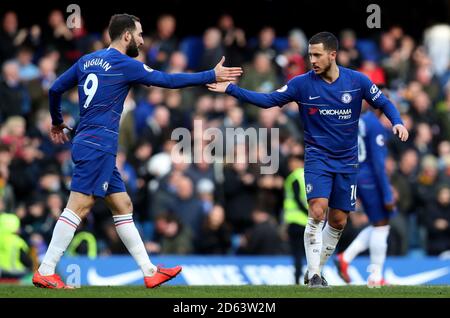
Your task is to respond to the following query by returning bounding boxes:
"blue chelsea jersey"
[49,47,215,155]
[358,111,393,204]
[226,66,403,173]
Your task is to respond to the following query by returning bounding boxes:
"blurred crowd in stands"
[0,9,450,263]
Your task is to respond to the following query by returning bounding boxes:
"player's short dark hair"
[108,14,140,41]
[309,32,339,52]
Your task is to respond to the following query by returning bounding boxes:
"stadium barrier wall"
[57,255,450,286]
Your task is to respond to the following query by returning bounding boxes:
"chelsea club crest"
[341,93,352,104]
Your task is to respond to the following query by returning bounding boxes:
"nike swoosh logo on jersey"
[309,96,320,100]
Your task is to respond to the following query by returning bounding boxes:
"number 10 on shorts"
[350,184,357,201]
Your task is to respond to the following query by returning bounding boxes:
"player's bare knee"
[308,202,326,221]
[112,197,133,215]
[66,203,93,219]
[328,218,347,230]
[124,198,133,214]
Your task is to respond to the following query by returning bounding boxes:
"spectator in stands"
[128,141,153,221]
[217,14,246,66]
[197,204,232,254]
[339,29,361,69]
[0,144,15,212]
[425,184,450,255]
[43,10,76,67]
[249,26,278,62]
[148,14,178,71]
[196,178,215,214]
[198,28,225,71]
[276,28,307,81]
[168,175,204,239]
[146,212,193,255]
[416,155,441,230]
[8,142,41,204]
[0,61,30,121]
[359,60,386,86]
[223,147,258,234]
[238,207,286,255]
[239,52,280,121]
[0,213,32,279]
[0,11,26,64]
[413,122,435,158]
[436,84,450,141]
[0,116,27,159]
[409,91,439,128]
[27,56,57,117]
[16,46,39,81]
[140,105,171,153]
[390,149,418,254]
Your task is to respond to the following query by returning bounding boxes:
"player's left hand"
[214,56,243,82]
[207,81,231,93]
[50,123,72,144]
[392,124,409,142]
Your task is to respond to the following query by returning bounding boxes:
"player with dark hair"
[208,31,408,287]
[32,13,242,289]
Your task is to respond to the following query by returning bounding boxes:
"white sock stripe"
[114,217,134,222]
[114,218,133,222]
[113,214,134,220]
[61,209,82,225]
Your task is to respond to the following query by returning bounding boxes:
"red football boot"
[144,265,182,288]
[334,253,351,283]
[32,271,73,289]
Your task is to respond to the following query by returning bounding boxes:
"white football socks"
[342,225,373,263]
[113,214,157,277]
[368,225,390,282]
[319,223,343,272]
[38,208,81,276]
[304,217,324,279]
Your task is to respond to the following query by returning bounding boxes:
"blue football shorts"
[70,143,126,197]
[304,169,358,212]
[357,178,394,223]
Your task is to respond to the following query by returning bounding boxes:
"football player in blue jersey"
[335,105,396,287]
[32,13,242,289]
[208,32,408,287]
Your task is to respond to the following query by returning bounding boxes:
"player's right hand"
[393,124,409,142]
[213,56,243,82]
[50,123,72,144]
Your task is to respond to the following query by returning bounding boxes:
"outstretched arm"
[207,80,298,109]
[132,56,242,88]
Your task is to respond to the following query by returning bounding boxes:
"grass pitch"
[1,284,449,298]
